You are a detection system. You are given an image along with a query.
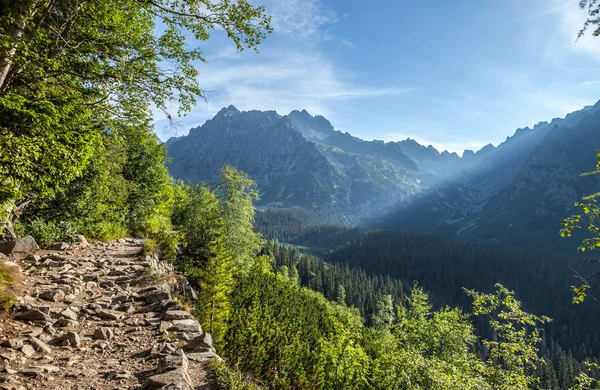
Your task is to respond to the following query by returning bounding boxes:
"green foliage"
[466,284,550,389]
[572,362,600,390]
[0,0,271,238]
[561,152,600,305]
[218,165,262,271]
[222,257,370,389]
[19,120,173,241]
[177,166,262,344]
[18,217,78,247]
[209,360,264,390]
[367,285,488,390]
[144,230,182,263]
[0,263,17,311]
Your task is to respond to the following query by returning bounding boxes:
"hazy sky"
[154,0,600,154]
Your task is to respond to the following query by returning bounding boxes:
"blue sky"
[154,0,600,154]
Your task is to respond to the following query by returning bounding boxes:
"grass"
[0,262,19,311]
[209,360,264,390]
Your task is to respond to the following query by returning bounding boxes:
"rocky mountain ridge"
[166,101,600,248]
[0,237,218,390]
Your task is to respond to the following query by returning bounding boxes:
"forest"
[3,0,600,389]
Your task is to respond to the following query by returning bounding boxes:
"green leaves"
[465,284,550,389]
[0,0,271,237]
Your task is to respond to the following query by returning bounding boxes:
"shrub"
[20,218,79,246]
[0,263,18,311]
[209,360,263,390]
[145,230,182,262]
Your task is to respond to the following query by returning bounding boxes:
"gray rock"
[39,289,65,302]
[156,349,188,374]
[169,319,201,334]
[49,242,69,251]
[186,351,222,363]
[93,327,114,340]
[62,331,80,347]
[20,366,43,377]
[161,310,192,321]
[145,291,171,304]
[1,339,24,349]
[14,309,51,322]
[54,318,77,328]
[29,338,52,354]
[0,236,39,255]
[59,308,78,321]
[186,332,213,352]
[24,253,41,262]
[98,309,123,321]
[145,368,193,390]
[20,344,35,357]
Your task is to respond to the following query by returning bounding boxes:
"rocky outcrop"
[0,236,39,256]
[0,238,218,389]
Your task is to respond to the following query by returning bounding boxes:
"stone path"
[0,238,218,390]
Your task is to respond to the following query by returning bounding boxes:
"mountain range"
[166,101,600,249]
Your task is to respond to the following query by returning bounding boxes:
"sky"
[153,0,600,154]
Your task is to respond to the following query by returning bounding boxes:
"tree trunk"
[0,0,41,91]
[1,199,31,241]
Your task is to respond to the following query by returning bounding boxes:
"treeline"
[259,237,600,389]
[262,240,405,324]
[162,168,569,389]
[256,222,600,360]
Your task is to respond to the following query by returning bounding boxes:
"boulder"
[29,338,52,354]
[186,332,214,352]
[20,344,35,357]
[98,309,123,321]
[146,367,193,390]
[156,350,188,374]
[169,319,201,334]
[59,308,78,321]
[1,339,24,349]
[62,331,80,347]
[0,236,39,255]
[48,242,69,251]
[93,327,114,340]
[161,310,192,321]
[39,289,65,302]
[14,309,51,322]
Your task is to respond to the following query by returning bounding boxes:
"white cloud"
[153,50,412,139]
[341,40,354,48]
[259,0,337,41]
[556,0,600,57]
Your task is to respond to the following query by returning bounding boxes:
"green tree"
[465,284,550,389]
[0,0,271,239]
[217,164,262,272]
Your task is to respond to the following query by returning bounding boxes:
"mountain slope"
[375,104,600,249]
[167,106,422,222]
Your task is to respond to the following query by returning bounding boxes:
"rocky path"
[0,238,219,390]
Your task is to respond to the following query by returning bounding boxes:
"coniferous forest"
[3,1,600,389]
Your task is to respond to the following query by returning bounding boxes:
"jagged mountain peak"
[215,105,241,118]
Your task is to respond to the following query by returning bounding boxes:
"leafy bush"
[144,230,182,262]
[20,218,79,246]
